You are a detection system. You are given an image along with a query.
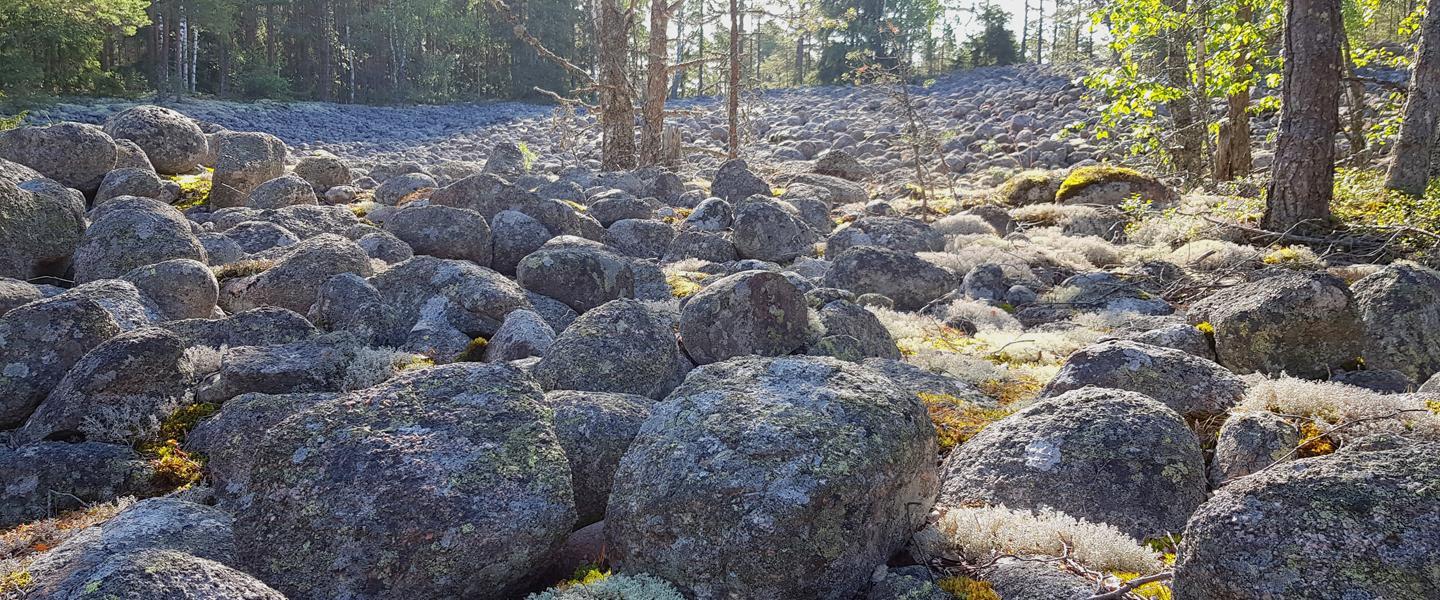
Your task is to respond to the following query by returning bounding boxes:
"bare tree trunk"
[727,0,740,157]
[641,0,677,165]
[1385,0,1440,196]
[1264,0,1341,231]
[1036,0,1044,63]
[598,0,638,169]
[1161,0,1203,181]
[1216,5,1254,181]
[1339,29,1367,159]
[670,0,688,97]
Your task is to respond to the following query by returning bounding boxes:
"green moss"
[454,338,488,362]
[997,169,1056,205]
[1055,165,1148,203]
[166,168,213,210]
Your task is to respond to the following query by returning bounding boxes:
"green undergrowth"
[167,168,213,210]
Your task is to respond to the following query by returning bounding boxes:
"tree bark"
[1264,0,1341,231]
[597,0,637,169]
[727,0,741,158]
[1161,0,1203,181]
[641,0,677,165]
[1385,0,1440,196]
[1215,4,1253,181]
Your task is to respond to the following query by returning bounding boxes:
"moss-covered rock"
[229,363,576,599]
[607,356,938,600]
[1055,165,1177,207]
[1173,437,1440,599]
[996,169,1062,206]
[938,387,1207,539]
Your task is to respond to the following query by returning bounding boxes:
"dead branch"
[1084,572,1174,600]
[1221,408,1433,487]
[487,0,596,86]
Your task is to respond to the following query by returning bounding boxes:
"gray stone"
[605,218,675,260]
[0,442,157,529]
[220,234,372,314]
[103,105,208,175]
[732,196,818,263]
[0,178,87,280]
[710,159,770,202]
[383,204,492,267]
[938,387,1207,539]
[516,236,637,313]
[533,298,687,399]
[0,294,123,427]
[95,167,178,205]
[294,152,351,192]
[210,132,286,210]
[679,270,812,365]
[228,363,575,599]
[1041,340,1246,420]
[1351,263,1440,384]
[824,246,957,311]
[0,122,117,195]
[825,216,943,257]
[248,173,319,209]
[121,258,218,320]
[163,307,318,348]
[1173,437,1440,600]
[544,390,653,527]
[18,327,194,444]
[607,356,937,600]
[1189,271,1367,378]
[1209,411,1300,487]
[484,308,555,361]
[74,196,207,283]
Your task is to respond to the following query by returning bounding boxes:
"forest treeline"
[0,0,1397,105]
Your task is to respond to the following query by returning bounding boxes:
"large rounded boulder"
[731,196,818,263]
[383,204,492,267]
[209,132,287,209]
[0,295,123,427]
[0,122,117,195]
[1189,271,1366,378]
[823,246,958,311]
[0,178,87,280]
[103,105,208,175]
[544,390,653,527]
[607,356,938,600]
[1040,339,1246,420]
[937,387,1207,539]
[516,236,637,313]
[227,363,576,599]
[73,196,207,283]
[1350,263,1440,384]
[1173,437,1440,599]
[679,270,812,365]
[533,298,688,400]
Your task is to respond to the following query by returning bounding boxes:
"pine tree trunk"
[1385,0,1440,196]
[597,0,637,169]
[1215,5,1254,181]
[727,0,741,158]
[1264,0,1341,231]
[640,0,674,165]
